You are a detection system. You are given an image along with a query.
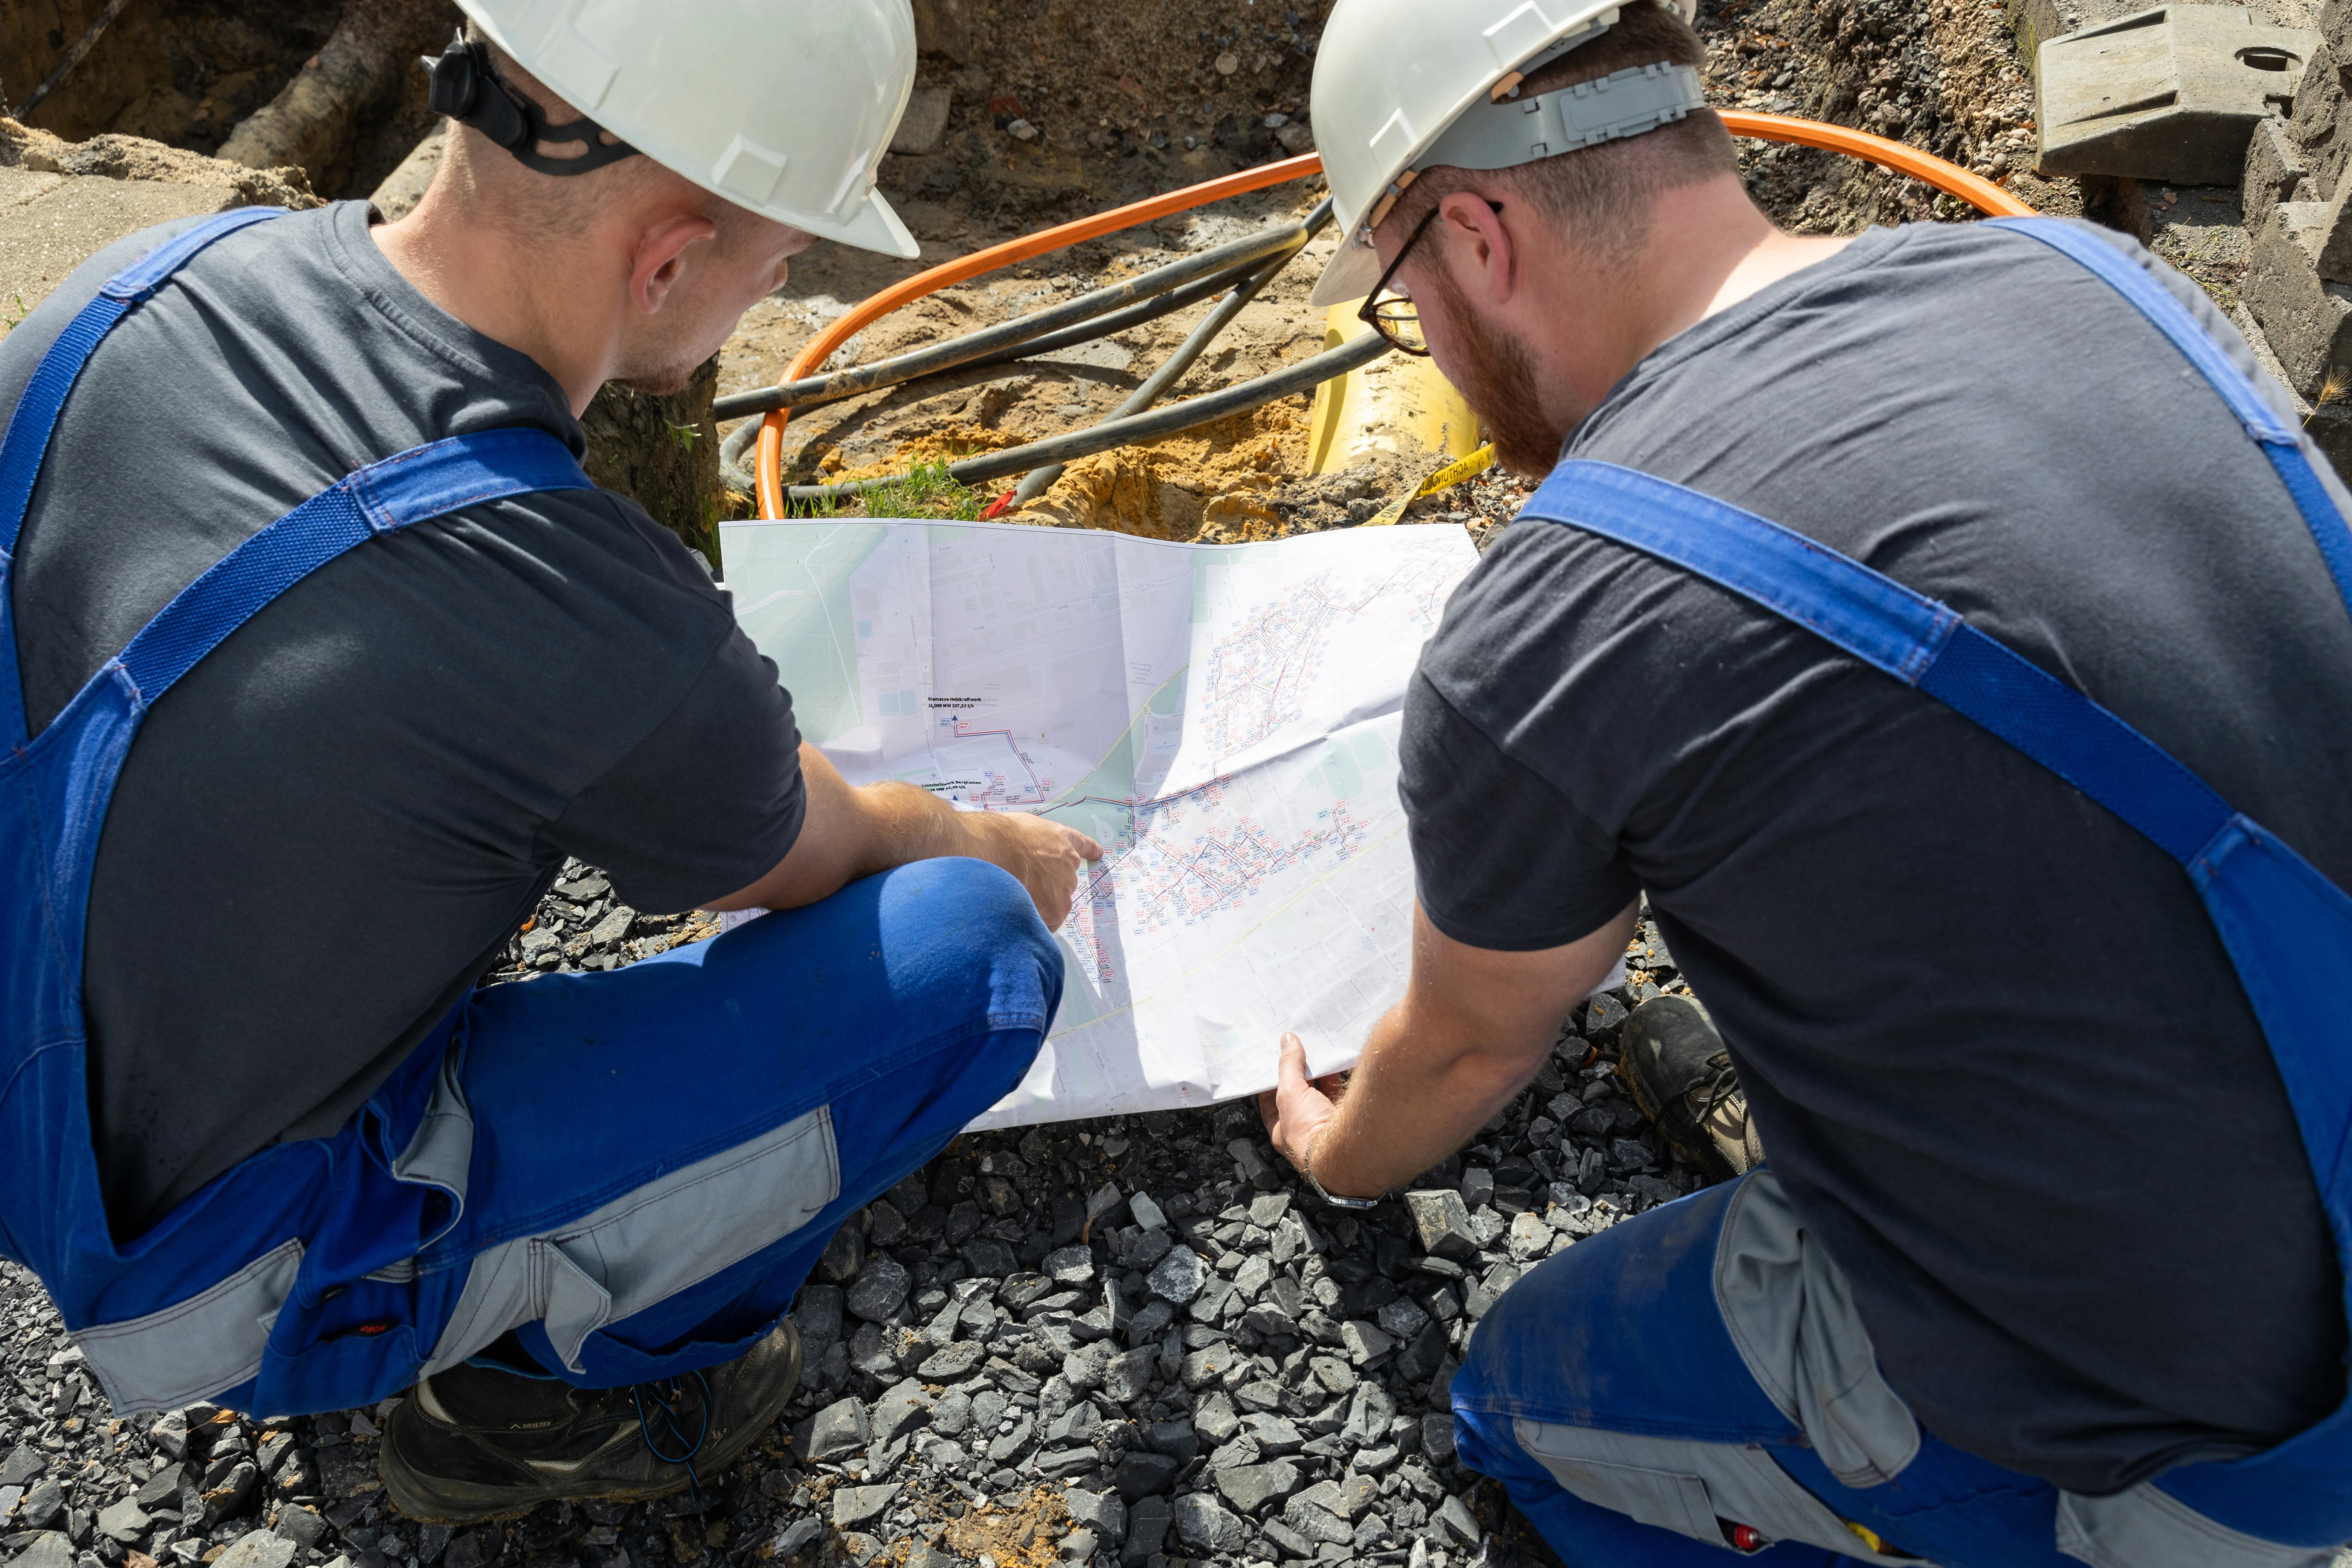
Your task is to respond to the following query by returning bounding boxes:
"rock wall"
[2239,0,2352,467]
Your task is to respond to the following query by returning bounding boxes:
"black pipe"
[716,244,1288,491]
[1012,196,1335,505]
[782,330,1393,504]
[713,219,1308,422]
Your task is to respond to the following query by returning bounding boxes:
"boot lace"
[632,1370,712,1510]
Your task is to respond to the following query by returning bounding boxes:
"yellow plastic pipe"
[1304,306,1482,477]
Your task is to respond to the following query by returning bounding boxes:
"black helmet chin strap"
[424,28,640,177]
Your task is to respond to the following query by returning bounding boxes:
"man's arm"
[707,743,1101,927]
[1260,900,1637,1198]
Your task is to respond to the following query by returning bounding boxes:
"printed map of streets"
[719,516,1479,1127]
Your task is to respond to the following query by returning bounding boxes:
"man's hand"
[1260,1033,1350,1190]
[710,744,1100,923]
[962,812,1101,929]
[1270,902,1637,1202]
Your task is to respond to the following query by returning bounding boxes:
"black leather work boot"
[379,1322,800,1523]
[1617,994,1764,1184]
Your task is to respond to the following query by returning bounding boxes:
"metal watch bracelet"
[1301,1133,1380,1210]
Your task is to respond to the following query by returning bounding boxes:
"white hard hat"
[1307,0,1703,306]
[451,0,922,259]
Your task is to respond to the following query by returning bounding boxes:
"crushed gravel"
[0,886,1727,1568]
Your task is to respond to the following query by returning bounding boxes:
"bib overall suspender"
[0,209,593,1414]
[1518,217,2352,1550]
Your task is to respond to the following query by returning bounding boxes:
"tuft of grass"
[2308,365,2350,427]
[668,422,702,452]
[1,294,27,334]
[788,461,992,521]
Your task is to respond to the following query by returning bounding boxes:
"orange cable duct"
[755,120,2034,518]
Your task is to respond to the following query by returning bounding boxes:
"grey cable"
[710,218,1306,422]
[780,329,1393,505]
[1011,196,1335,506]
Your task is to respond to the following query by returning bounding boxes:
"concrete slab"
[2012,0,2316,61]
[0,174,238,318]
[2245,110,2311,204]
[2036,6,2321,184]
[891,87,953,158]
[2241,199,2352,397]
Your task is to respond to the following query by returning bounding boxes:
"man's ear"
[630,211,720,316]
[1436,190,1517,309]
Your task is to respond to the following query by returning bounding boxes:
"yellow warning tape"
[1360,443,1498,527]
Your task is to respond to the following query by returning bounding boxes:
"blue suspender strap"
[1519,459,2352,1204]
[119,429,593,706]
[1523,461,2237,867]
[0,207,289,747]
[1985,216,2352,627]
[0,208,287,563]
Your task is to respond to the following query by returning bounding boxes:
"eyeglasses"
[1355,199,1502,358]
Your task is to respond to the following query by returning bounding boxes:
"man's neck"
[1628,178,1857,360]
[1528,178,1856,438]
[371,185,623,417]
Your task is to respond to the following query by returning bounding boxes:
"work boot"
[380,1322,801,1523]
[1616,995,1763,1183]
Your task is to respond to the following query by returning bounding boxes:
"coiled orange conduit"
[753,112,2034,518]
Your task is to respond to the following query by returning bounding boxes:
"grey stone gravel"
[0,880,1724,1568]
[1171,1492,1249,1553]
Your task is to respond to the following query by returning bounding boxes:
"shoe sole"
[379,1329,803,1525]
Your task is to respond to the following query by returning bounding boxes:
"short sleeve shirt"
[0,203,807,1231]
[1399,220,2351,1494]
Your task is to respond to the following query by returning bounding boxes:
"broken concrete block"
[892,87,953,158]
[2037,6,2319,185]
[2243,200,2352,399]
[2235,298,2352,479]
[911,0,973,63]
[2247,113,2311,207]
[2289,37,2352,198]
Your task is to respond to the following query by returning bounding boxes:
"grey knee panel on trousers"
[1511,1170,1930,1561]
[1510,1418,1932,1562]
[423,1105,841,1377]
[1514,1173,2332,1567]
[74,1239,306,1415]
[2056,1485,2339,1568]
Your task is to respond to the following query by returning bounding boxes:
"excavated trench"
[6,0,2105,548]
[2,11,2252,1568]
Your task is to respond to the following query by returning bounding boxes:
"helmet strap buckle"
[424,28,641,179]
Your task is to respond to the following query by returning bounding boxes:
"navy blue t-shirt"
[0,203,806,1231]
[1401,220,2350,1494]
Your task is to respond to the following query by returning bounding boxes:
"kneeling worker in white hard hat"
[0,0,1095,1521]
[1258,2,2352,1564]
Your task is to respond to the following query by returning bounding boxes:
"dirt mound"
[1011,402,1309,541]
[0,114,317,205]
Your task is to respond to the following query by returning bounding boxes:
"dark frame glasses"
[1354,199,1503,358]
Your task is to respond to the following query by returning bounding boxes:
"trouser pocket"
[2056,1486,2340,1568]
[1514,1418,1931,1562]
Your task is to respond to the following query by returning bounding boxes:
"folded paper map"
[719,516,1487,1126]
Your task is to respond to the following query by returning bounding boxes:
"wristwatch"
[1301,1134,1381,1210]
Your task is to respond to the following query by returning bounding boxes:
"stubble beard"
[1424,265,1568,481]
